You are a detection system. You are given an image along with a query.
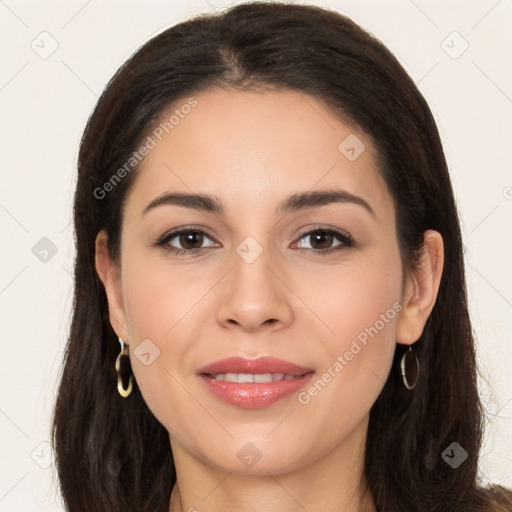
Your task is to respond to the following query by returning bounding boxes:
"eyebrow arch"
[141,188,376,219]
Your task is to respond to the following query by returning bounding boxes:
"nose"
[216,244,294,332]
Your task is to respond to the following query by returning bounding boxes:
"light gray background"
[1,0,511,510]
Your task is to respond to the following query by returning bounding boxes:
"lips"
[198,356,313,376]
[197,356,315,409]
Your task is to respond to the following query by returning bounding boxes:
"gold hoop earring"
[400,345,419,390]
[116,338,133,398]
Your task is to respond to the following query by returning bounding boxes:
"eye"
[154,227,218,256]
[294,227,354,254]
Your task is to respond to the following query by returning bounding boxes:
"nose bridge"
[231,233,279,305]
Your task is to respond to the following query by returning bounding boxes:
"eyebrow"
[141,188,376,219]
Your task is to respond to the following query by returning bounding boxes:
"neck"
[168,417,375,512]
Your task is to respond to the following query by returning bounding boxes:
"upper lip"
[198,356,314,376]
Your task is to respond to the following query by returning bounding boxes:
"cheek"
[119,254,214,426]
[301,248,402,405]
[121,254,206,338]
[327,271,400,346]
[319,248,402,345]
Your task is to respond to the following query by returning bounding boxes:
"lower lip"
[199,373,315,408]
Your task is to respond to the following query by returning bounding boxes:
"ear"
[396,229,444,345]
[95,229,130,343]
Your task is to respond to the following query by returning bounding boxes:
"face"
[99,88,418,476]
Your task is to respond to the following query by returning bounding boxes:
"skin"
[95,89,444,512]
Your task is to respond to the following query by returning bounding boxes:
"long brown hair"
[52,2,512,510]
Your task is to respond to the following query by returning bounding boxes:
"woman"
[51,2,512,511]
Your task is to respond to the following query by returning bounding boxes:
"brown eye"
[176,231,205,250]
[155,228,218,255]
[295,228,354,253]
[308,231,335,250]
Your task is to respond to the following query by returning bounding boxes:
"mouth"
[197,356,315,408]
[203,372,309,382]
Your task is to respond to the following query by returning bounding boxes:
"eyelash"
[153,225,354,257]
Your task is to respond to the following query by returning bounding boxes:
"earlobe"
[94,230,130,341]
[396,230,444,345]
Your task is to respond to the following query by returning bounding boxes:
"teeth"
[211,373,299,383]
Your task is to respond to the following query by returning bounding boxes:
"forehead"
[124,88,391,219]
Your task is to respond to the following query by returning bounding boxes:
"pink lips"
[198,356,315,409]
